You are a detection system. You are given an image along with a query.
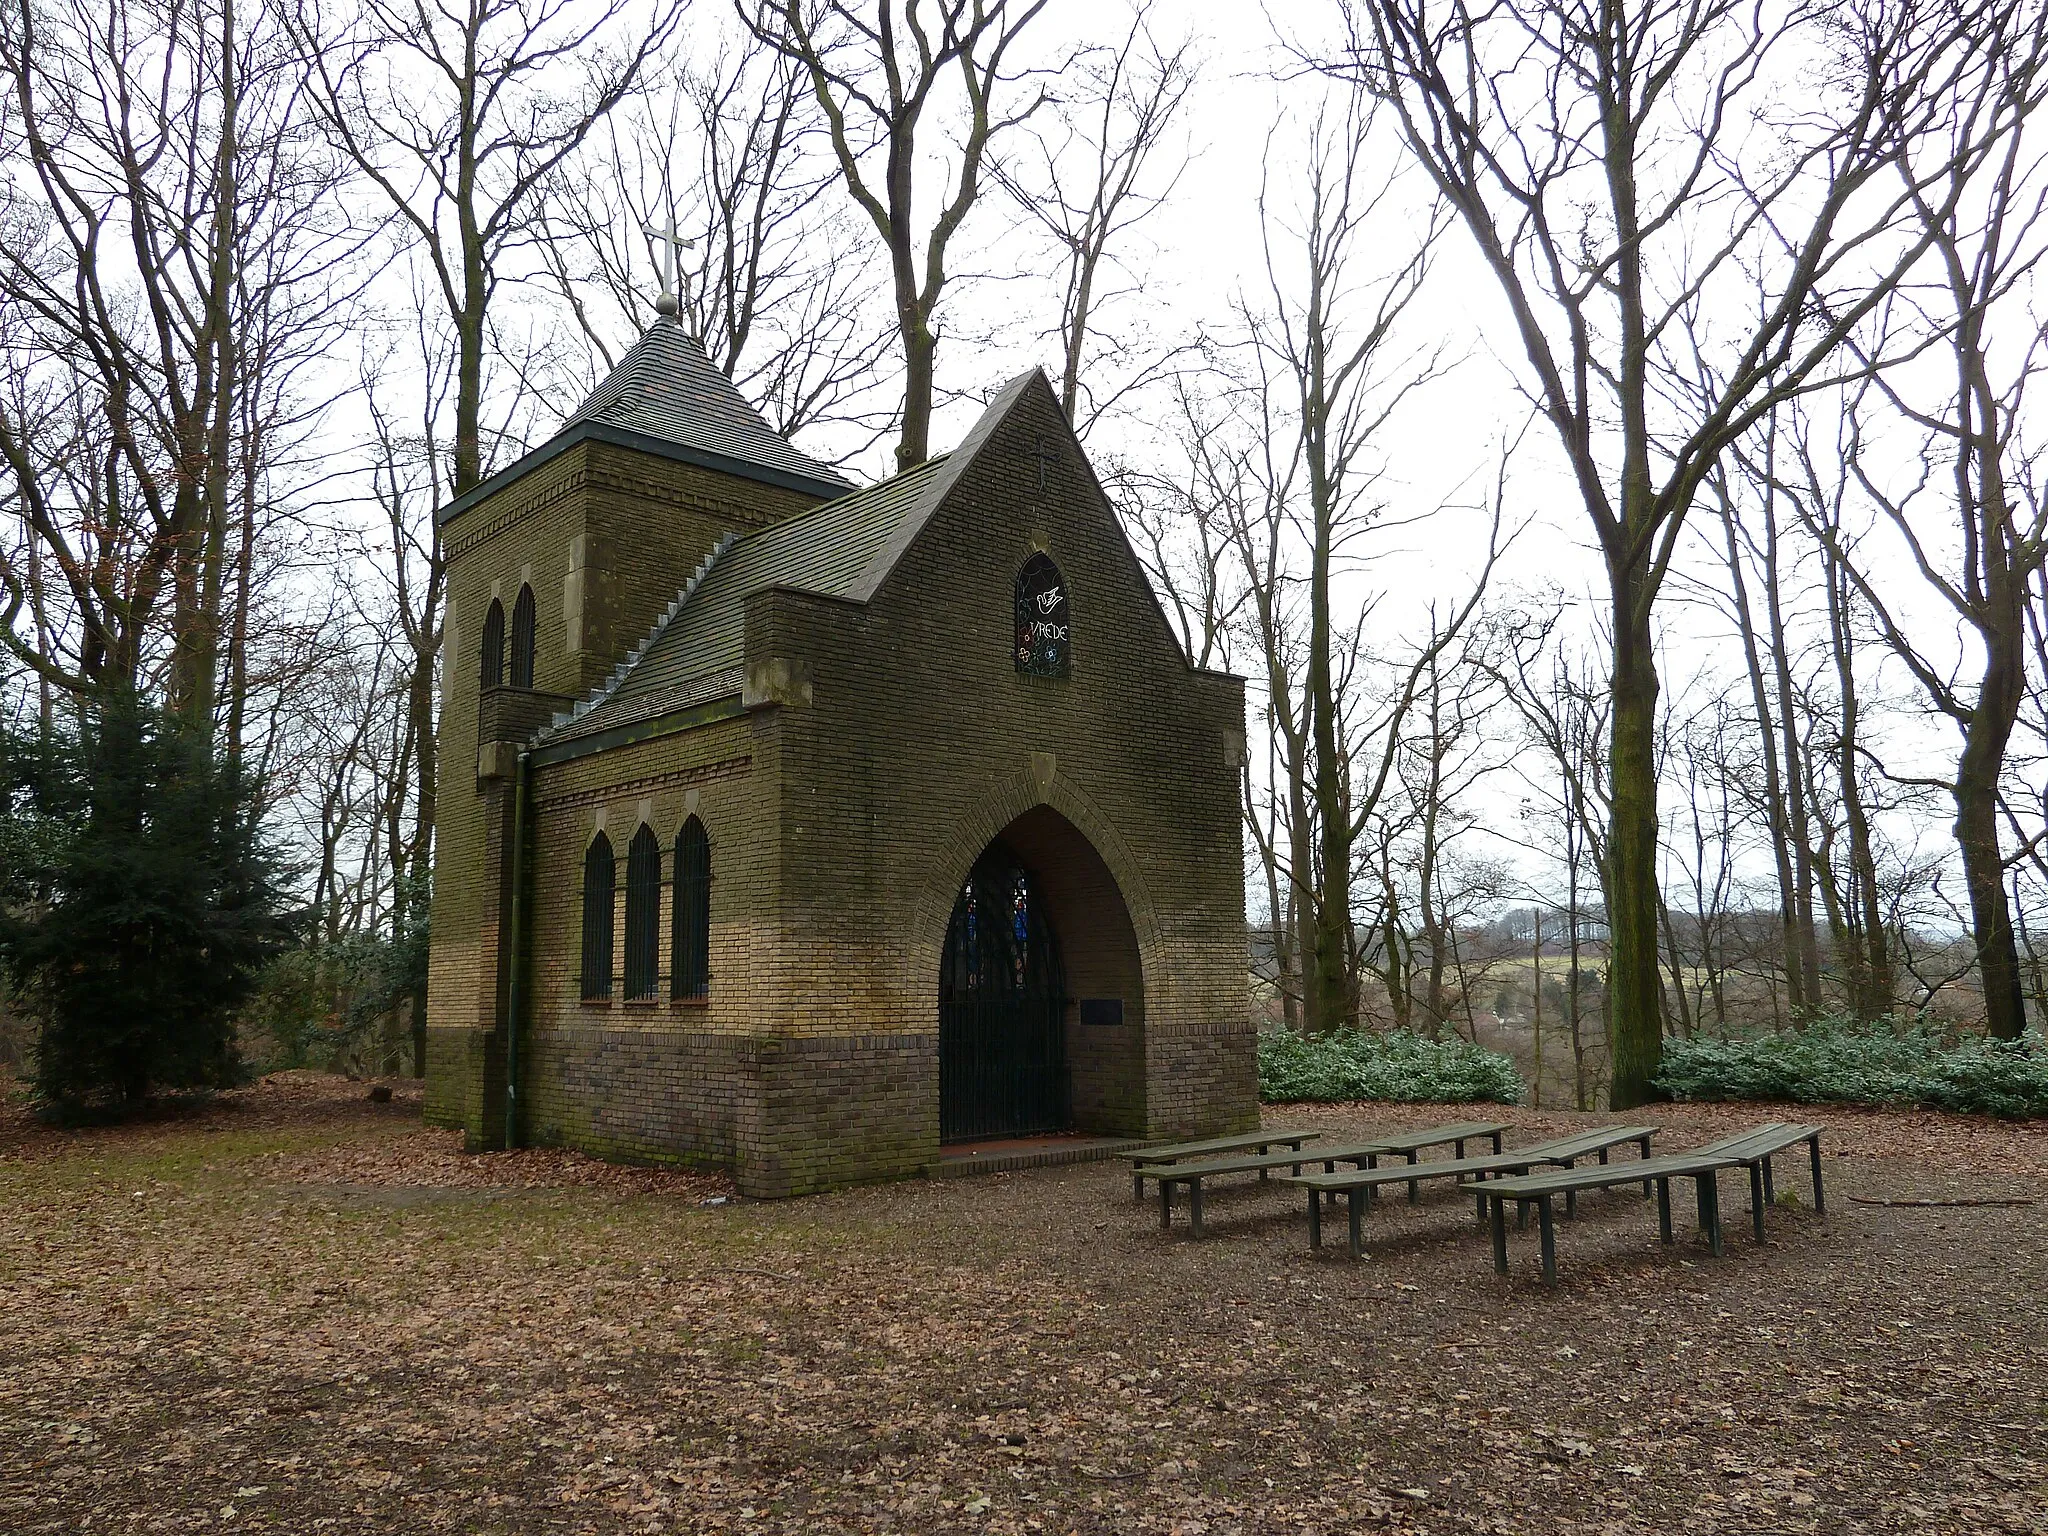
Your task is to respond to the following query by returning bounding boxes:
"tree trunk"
[897,305,935,469]
[1717,491,1807,1018]
[1530,907,1543,1110]
[1606,592,1665,1107]
[1955,651,2026,1037]
[1825,548,1892,1018]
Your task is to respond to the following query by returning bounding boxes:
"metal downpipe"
[504,750,531,1150]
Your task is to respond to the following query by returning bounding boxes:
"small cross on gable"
[1031,433,1060,492]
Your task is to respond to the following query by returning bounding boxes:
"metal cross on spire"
[641,208,695,319]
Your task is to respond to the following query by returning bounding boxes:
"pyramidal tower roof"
[438,315,852,524]
[563,317,850,490]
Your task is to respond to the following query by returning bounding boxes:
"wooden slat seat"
[1685,1121,1828,1237]
[1123,1130,1322,1199]
[1476,1124,1825,1284]
[1142,1120,1510,1236]
[1283,1125,1659,1258]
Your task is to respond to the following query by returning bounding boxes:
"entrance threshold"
[928,1133,1152,1179]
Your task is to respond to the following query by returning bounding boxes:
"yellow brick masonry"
[425,373,1257,1195]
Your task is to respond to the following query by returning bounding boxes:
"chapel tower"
[425,319,850,1142]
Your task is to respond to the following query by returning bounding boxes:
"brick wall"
[426,437,823,1144]
[427,371,1257,1189]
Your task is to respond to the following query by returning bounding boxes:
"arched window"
[509,583,536,689]
[623,825,661,1001]
[480,598,504,688]
[579,833,615,1001]
[672,816,710,1000]
[1014,553,1070,677]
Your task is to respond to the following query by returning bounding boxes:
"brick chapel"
[422,310,1256,1197]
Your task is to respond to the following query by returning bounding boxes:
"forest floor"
[3,1075,2047,1536]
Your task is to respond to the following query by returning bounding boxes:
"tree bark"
[1607,589,1665,1106]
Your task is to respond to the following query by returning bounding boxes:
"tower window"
[580,832,615,1001]
[673,816,710,1000]
[510,583,536,689]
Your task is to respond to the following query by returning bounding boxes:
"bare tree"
[1705,436,1825,1021]
[533,27,895,451]
[1238,87,1500,1036]
[990,5,1198,433]
[293,0,677,945]
[296,0,680,495]
[743,0,1051,470]
[1490,602,1612,1104]
[1772,409,1900,1020]
[1,0,347,731]
[1822,10,2048,1039]
[1329,0,1986,1103]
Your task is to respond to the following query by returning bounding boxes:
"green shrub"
[1258,1026,1524,1105]
[1653,1014,2048,1119]
[0,691,299,1117]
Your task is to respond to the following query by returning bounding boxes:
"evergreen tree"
[0,692,298,1116]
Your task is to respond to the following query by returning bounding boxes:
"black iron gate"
[939,843,1067,1142]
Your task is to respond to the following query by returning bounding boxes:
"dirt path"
[2,1076,2044,1534]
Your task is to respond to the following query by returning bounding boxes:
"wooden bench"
[1123,1130,1323,1200]
[1283,1125,1659,1258]
[1690,1121,1828,1237]
[1140,1120,1510,1236]
[1477,1123,1825,1284]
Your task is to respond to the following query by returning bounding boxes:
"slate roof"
[437,316,850,524]
[541,454,954,745]
[561,317,850,491]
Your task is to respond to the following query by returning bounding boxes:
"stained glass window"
[1014,554,1070,677]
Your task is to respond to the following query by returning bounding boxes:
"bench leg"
[1639,1135,1653,1197]
[1190,1180,1205,1238]
[1491,1198,1509,1274]
[1749,1162,1766,1242]
[1598,1146,1609,1165]
[1365,1154,1378,1205]
[1700,1174,1724,1258]
[1560,1160,1577,1220]
[1455,1138,1467,1159]
[1538,1196,1558,1285]
[1656,1178,1673,1243]
[1693,1173,1710,1242]
[1308,1189,1322,1251]
[1492,1131,1504,1154]
[1407,1151,1421,1205]
[1349,1188,1365,1259]
[1160,1180,1173,1229]
[1761,1154,1776,1205]
[1133,1169,1145,1201]
[1517,1198,1529,1232]
[1809,1135,1826,1215]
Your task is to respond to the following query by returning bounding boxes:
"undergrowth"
[1258,1027,1523,1105]
[1654,1015,2048,1119]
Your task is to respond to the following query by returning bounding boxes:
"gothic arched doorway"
[939,841,1067,1141]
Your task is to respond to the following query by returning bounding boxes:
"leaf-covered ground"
[3,1074,2045,1535]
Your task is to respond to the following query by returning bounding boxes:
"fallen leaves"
[1,1079,2046,1534]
